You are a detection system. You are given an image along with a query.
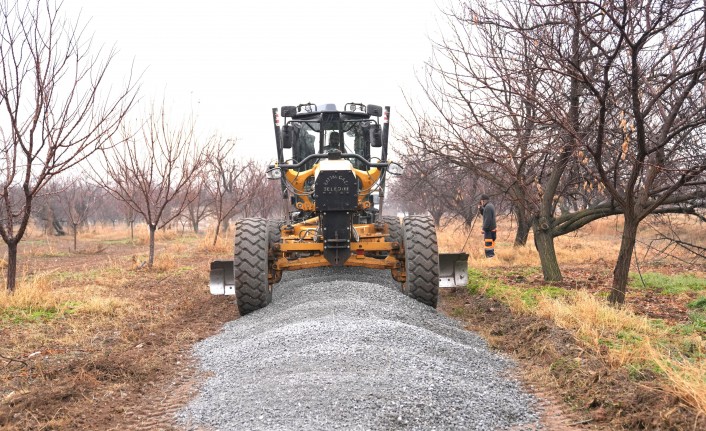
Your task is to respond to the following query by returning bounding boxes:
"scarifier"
[210,103,468,315]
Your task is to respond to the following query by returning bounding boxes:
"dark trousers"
[484,229,496,258]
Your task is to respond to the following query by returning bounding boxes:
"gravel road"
[178,267,542,430]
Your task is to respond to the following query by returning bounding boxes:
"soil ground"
[1,224,704,430]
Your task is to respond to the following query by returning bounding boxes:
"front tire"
[234,218,271,315]
[403,215,439,308]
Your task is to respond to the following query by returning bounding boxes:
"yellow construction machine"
[210,103,468,315]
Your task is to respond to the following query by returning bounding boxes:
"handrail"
[270,153,388,170]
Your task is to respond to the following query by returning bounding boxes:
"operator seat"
[323,131,341,153]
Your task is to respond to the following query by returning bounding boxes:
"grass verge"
[466,268,706,422]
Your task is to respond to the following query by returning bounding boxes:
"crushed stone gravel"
[178,267,542,430]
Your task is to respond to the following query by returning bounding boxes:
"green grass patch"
[616,329,644,345]
[466,268,492,294]
[466,268,568,308]
[1,301,78,323]
[688,296,706,310]
[629,272,706,294]
[649,318,668,330]
[626,361,664,381]
[680,312,706,335]
[520,286,569,307]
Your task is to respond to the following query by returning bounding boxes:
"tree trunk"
[148,224,156,267]
[192,220,199,234]
[608,217,639,305]
[130,221,134,241]
[221,218,230,235]
[72,224,78,251]
[5,242,18,293]
[533,221,562,282]
[514,208,532,247]
[432,210,443,228]
[213,219,222,246]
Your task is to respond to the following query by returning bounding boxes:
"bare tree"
[532,0,706,303]
[185,172,211,233]
[92,188,126,227]
[97,106,205,266]
[203,138,255,245]
[56,177,101,251]
[0,0,137,291]
[241,164,287,220]
[389,150,483,227]
[31,181,66,236]
[401,0,602,281]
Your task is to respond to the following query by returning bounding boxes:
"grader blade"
[438,253,469,288]
[210,260,235,295]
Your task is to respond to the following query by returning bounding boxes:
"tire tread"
[403,215,439,308]
[234,218,271,315]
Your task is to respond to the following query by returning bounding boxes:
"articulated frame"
[268,217,406,286]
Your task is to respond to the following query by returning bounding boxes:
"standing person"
[478,194,497,258]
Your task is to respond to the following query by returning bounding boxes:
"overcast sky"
[61,0,445,161]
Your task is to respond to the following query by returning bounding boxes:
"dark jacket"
[480,202,496,231]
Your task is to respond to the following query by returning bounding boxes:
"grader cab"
[210,103,468,315]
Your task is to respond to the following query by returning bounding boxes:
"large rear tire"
[403,215,439,308]
[234,218,271,316]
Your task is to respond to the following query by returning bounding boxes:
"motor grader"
[210,103,468,315]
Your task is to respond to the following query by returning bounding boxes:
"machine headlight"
[387,162,404,175]
[266,168,282,179]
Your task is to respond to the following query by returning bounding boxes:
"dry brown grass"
[535,291,662,365]
[0,270,131,321]
[197,228,233,254]
[652,347,706,416]
[149,253,180,272]
[534,278,706,420]
[82,224,135,240]
[0,273,64,312]
[437,214,705,270]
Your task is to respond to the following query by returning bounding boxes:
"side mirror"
[367,104,383,117]
[282,125,293,149]
[281,106,297,117]
[370,124,382,148]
